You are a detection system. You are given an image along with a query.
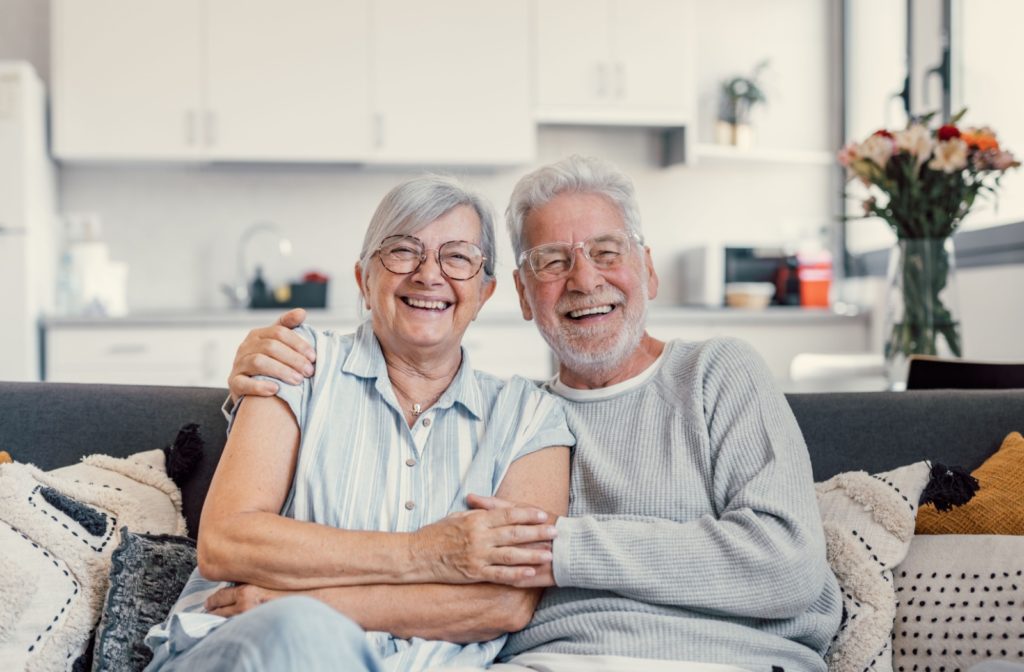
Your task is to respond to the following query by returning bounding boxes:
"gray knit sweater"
[502,337,842,672]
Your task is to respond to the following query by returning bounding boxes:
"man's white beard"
[539,289,649,383]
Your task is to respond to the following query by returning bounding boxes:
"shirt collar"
[342,319,484,419]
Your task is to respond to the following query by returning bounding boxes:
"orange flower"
[962,128,1000,152]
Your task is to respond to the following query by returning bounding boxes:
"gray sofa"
[2,381,1023,671]
[1,381,1021,539]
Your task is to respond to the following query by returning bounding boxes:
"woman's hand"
[206,584,286,617]
[411,506,558,586]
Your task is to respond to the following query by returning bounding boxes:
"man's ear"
[353,262,370,309]
[513,269,534,321]
[643,247,659,301]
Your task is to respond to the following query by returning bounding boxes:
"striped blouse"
[145,321,574,671]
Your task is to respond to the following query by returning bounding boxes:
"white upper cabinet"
[52,0,371,162]
[52,0,533,164]
[534,0,696,126]
[52,0,205,160]
[369,0,534,165]
[205,0,372,161]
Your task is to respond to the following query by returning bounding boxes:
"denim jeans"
[151,596,383,672]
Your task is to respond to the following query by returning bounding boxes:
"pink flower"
[837,142,858,168]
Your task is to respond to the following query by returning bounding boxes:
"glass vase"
[883,237,962,389]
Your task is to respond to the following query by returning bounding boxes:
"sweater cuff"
[551,515,578,587]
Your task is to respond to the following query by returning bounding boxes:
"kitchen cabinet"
[368,0,534,164]
[534,0,696,127]
[52,0,371,162]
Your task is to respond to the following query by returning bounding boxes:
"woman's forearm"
[198,511,424,590]
[301,583,540,642]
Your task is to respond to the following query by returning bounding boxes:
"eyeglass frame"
[516,229,645,282]
[375,234,488,281]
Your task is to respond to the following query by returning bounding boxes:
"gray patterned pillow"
[92,531,197,672]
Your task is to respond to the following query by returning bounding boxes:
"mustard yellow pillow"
[916,431,1024,534]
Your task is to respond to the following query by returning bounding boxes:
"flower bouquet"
[839,111,1019,382]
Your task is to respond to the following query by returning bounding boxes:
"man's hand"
[466,494,559,588]
[227,308,316,403]
[410,506,558,587]
[205,583,285,617]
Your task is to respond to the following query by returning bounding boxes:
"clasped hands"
[206,494,557,617]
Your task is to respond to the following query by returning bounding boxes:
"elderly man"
[225,156,842,672]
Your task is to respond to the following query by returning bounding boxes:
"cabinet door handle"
[614,62,626,99]
[374,113,385,148]
[204,110,217,147]
[106,343,147,355]
[185,110,197,146]
[595,62,609,98]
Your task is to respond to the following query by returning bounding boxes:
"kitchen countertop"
[41,305,870,329]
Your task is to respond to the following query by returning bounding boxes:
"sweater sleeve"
[551,338,834,620]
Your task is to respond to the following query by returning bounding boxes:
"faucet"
[221,222,293,308]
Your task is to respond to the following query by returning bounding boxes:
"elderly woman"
[145,176,573,672]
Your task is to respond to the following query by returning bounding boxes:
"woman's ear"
[353,261,370,309]
[472,276,497,319]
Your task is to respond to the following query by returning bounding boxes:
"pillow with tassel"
[0,424,204,672]
[816,460,978,672]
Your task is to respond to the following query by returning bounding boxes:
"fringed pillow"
[0,424,203,672]
[816,461,977,672]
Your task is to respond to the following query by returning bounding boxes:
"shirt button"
[405,458,417,467]
[404,500,416,511]
[422,418,431,427]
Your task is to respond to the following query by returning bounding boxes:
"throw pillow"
[916,431,1024,535]
[816,461,932,672]
[892,534,1024,670]
[0,426,202,672]
[92,531,197,672]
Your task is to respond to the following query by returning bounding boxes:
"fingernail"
[524,567,536,577]
[306,351,316,362]
[290,374,303,385]
[536,511,548,522]
[541,551,553,561]
[547,526,558,537]
[303,364,315,376]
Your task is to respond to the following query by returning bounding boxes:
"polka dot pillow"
[893,533,1024,671]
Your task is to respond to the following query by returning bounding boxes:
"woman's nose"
[411,250,445,283]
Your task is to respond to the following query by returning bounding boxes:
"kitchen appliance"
[678,244,799,307]
[0,62,57,380]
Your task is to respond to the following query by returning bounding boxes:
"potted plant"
[716,59,769,149]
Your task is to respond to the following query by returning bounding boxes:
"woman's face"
[355,204,496,362]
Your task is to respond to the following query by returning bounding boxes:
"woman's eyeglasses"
[376,235,486,281]
[517,230,642,282]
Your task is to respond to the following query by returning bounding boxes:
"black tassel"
[162,423,204,487]
[919,462,980,512]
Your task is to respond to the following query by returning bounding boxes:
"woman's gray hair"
[359,174,497,281]
[505,155,643,260]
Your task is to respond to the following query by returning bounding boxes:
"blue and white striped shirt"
[146,321,574,671]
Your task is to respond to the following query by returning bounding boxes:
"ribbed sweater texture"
[502,337,842,672]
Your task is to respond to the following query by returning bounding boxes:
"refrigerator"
[0,61,56,381]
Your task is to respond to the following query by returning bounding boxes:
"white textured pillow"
[893,534,1024,669]
[0,449,187,672]
[816,461,932,672]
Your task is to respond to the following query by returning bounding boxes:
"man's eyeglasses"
[517,230,642,282]
[376,235,487,281]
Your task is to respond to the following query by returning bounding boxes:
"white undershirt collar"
[549,347,667,401]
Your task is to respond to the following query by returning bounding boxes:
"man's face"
[513,192,658,382]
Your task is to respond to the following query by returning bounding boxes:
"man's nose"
[565,248,604,293]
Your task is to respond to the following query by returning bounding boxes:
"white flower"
[928,138,969,173]
[859,134,895,169]
[896,124,934,165]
